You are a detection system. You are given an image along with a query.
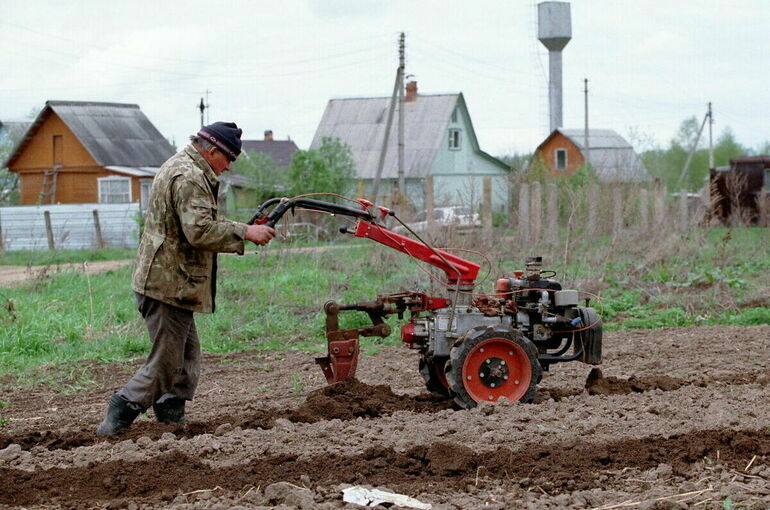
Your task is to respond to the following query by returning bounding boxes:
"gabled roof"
[241,139,299,167]
[539,128,651,182]
[6,100,174,168]
[310,93,506,179]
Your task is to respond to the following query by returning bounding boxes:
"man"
[97,121,275,435]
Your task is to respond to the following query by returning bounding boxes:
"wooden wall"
[535,132,585,177]
[10,111,145,205]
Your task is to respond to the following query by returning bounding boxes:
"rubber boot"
[153,397,186,425]
[96,394,143,435]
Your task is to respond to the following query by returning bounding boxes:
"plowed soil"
[1,324,769,509]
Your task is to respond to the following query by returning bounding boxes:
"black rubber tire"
[419,357,451,397]
[447,325,541,409]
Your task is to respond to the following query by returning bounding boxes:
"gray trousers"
[118,293,201,409]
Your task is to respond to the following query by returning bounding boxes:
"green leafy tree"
[641,116,748,191]
[287,137,355,199]
[497,152,531,174]
[231,151,287,190]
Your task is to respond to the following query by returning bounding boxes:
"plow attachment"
[315,300,391,383]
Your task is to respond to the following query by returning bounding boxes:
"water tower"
[538,1,572,133]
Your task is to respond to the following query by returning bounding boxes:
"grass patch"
[0,248,135,266]
[0,227,767,384]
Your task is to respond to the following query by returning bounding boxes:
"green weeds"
[290,373,305,396]
[0,227,767,385]
[0,248,134,266]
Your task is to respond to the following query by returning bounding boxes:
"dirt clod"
[0,325,768,509]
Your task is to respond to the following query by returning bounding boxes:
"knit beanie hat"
[197,121,242,161]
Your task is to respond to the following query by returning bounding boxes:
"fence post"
[0,212,4,254]
[546,183,558,244]
[530,181,542,244]
[653,181,666,227]
[425,175,435,235]
[639,188,649,231]
[44,210,55,250]
[482,176,492,238]
[587,184,598,238]
[679,191,689,230]
[93,209,105,248]
[517,183,530,243]
[759,189,769,227]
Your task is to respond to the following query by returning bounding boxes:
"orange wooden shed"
[532,128,650,183]
[5,100,174,206]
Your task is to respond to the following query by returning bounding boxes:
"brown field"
[1,324,768,509]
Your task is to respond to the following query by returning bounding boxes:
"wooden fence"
[511,182,718,243]
[0,203,140,252]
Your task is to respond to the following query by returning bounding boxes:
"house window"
[449,129,461,150]
[555,149,567,171]
[98,176,131,203]
[451,107,458,123]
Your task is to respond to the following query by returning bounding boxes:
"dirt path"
[0,324,768,509]
[0,260,132,287]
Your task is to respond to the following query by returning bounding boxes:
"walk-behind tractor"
[249,197,603,408]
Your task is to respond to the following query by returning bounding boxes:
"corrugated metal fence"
[0,203,140,251]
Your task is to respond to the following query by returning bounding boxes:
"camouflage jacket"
[132,145,247,313]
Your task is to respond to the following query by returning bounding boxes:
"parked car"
[392,206,481,234]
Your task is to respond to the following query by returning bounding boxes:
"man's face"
[206,147,233,176]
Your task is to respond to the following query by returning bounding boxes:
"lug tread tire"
[447,325,541,409]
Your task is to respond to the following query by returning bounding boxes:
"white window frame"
[97,175,132,203]
[555,148,568,171]
[448,129,461,150]
[451,107,458,123]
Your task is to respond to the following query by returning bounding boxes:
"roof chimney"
[405,81,417,103]
[264,129,273,141]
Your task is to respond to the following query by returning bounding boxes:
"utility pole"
[397,32,406,206]
[372,33,405,201]
[198,98,205,128]
[204,89,211,124]
[584,78,590,169]
[676,106,709,190]
[708,102,714,169]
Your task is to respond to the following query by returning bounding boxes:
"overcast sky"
[1,0,768,156]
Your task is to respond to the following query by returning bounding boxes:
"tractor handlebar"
[247,197,374,228]
[249,197,479,287]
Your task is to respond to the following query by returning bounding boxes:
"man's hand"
[244,224,275,246]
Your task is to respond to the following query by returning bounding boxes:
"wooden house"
[533,128,650,182]
[5,100,174,206]
[310,81,510,211]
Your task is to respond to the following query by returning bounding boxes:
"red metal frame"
[352,221,480,286]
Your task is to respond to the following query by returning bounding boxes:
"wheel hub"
[460,337,533,403]
[478,357,509,388]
